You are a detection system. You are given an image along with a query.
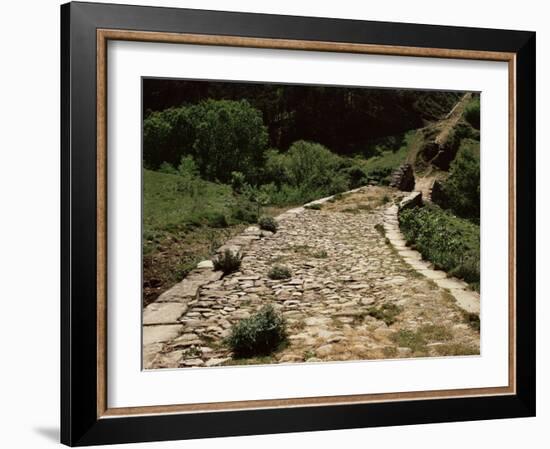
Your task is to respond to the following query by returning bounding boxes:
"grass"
[143,225,244,306]
[143,169,234,247]
[391,324,454,355]
[434,343,479,356]
[367,303,403,326]
[342,207,360,214]
[268,265,292,280]
[312,250,328,259]
[143,169,251,305]
[358,130,418,183]
[374,223,386,237]
[287,244,329,260]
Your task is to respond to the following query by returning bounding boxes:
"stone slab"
[419,269,447,280]
[450,289,480,314]
[434,277,468,290]
[157,280,202,303]
[143,302,188,325]
[398,250,422,260]
[143,342,164,369]
[143,324,182,346]
[405,259,432,270]
[197,260,214,269]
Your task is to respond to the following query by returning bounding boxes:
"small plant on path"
[226,305,287,358]
[367,303,402,326]
[213,249,241,275]
[258,215,278,233]
[268,265,292,280]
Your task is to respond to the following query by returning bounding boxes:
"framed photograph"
[61,1,535,446]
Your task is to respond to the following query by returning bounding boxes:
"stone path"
[143,186,480,369]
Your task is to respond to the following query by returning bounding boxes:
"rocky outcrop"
[398,191,422,211]
[389,163,415,191]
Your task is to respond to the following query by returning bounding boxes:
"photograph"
[141,79,481,369]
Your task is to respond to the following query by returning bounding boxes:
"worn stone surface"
[143,302,188,325]
[197,260,214,269]
[143,187,480,369]
[143,325,182,347]
[450,289,481,314]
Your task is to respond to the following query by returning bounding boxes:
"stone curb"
[383,191,480,316]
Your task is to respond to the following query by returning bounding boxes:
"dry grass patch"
[434,343,479,356]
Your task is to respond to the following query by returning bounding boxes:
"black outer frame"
[61,1,536,446]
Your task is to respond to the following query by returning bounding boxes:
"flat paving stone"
[157,280,202,303]
[405,259,432,270]
[143,302,188,325]
[143,343,164,369]
[434,277,468,290]
[398,250,422,260]
[419,269,447,280]
[143,324,182,346]
[197,260,214,269]
[450,289,480,314]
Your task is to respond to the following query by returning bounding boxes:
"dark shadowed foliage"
[143,79,462,157]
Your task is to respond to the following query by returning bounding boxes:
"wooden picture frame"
[61,1,535,446]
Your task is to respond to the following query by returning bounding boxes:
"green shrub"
[464,98,480,129]
[341,165,368,188]
[230,171,247,194]
[268,265,292,280]
[263,149,289,187]
[437,141,480,223]
[206,212,229,228]
[258,215,278,233]
[158,161,178,175]
[177,155,199,178]
[226,305,287,357]
[399,205,479,286]
[285,141,343,189]
[213,249,241,275]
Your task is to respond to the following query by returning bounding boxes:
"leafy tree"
[190,99,268,182]
[143,99,268,183]
[285,141,342,189]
